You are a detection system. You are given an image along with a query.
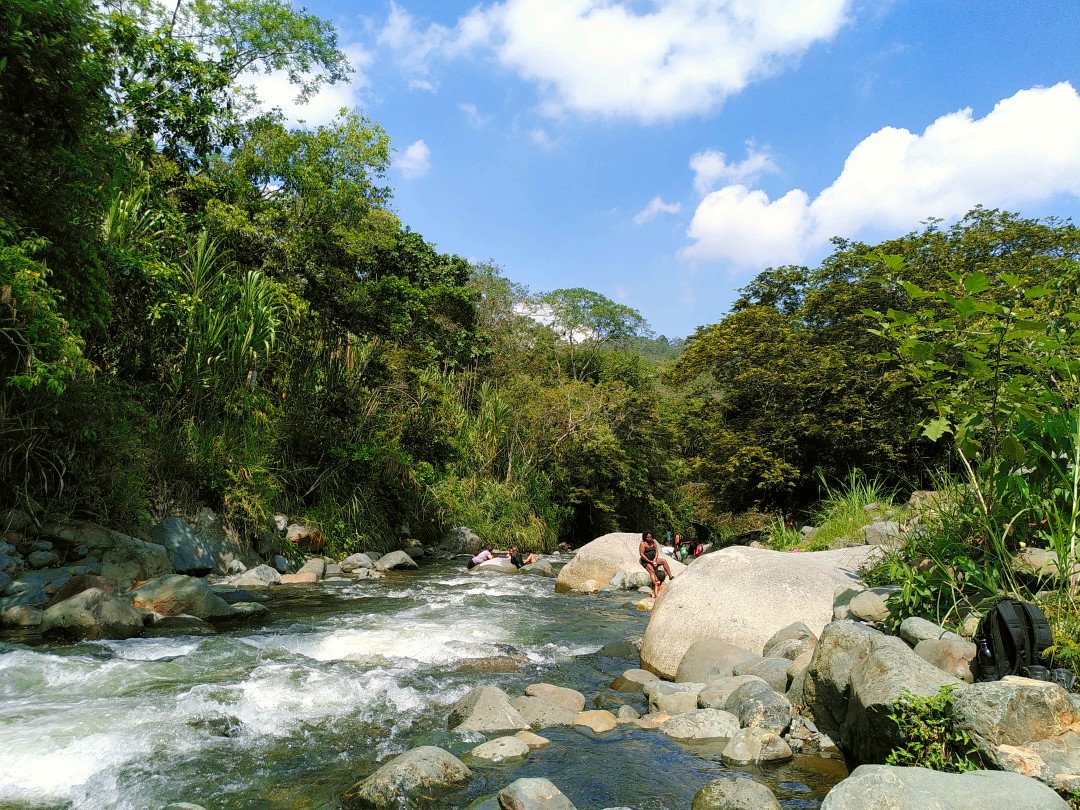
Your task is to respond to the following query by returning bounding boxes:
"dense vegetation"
[2,0,1078,578]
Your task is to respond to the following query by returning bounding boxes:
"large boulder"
[692,776,782,810]
[498,778,577,810]
[474,557,519,573]
[41,588,145,641]
[510,696,578,730]
[150,517,216,576]
[128,575,238,621]
[441,526,484,555]
[819,764,1069,810]
[230,564,282,587]
[720,727,793,765]
[341,746,472,809]
[725,680,792,734]
[38,520,171,591]
[448,686,529,733]
[467,736,530,763]
[913,638,977,683]
[341,553,374,572]
[676,639,760,683]
[660,708,740,740]
[640,545,873,678]
[555,533,686,595]
[192,507,260,573]
[524,684,586,712]
[646,681,705,714]
[803,621,962,764]
[375,550,418,571]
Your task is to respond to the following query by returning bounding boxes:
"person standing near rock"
[639,532,674,598]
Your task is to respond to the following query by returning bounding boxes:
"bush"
[886,685,980,772]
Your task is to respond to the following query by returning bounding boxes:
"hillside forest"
[3,0,1079,570]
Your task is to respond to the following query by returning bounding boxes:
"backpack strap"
[1021,602,1054,660]
[993,599,1031,677]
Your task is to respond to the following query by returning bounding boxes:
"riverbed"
[0,557,845,809]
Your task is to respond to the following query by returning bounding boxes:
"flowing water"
[0,558,846,809]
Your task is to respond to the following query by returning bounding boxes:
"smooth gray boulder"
[474,557,519,573]
[848,586,901,623]
[41,588,144,640]
[691,776,782,810]
[733,657,791,693]
[555,533,685,595]
[645,680,705,714]
[150,517,216,576]
[448,686,529,733]
[862,520,901,546]
[342,746,472,809]
[819,764,1069,810]
[803,621,961,764]
[720,727,793,765]
[510,696,578,730]
[442,526,483,554]
[914,638,977,683]
[520,560,555,577]
[677,639,761,683]
[297,558,326,580]
[498,777,577,810]
[230,564,282,587]
[660,708,740,740]
[725,680,792,734]
[524,684,586,712]
[375,550,418,571]
[341,553,374,572]
[900,616,964,646]
[641,545,873,677]
[128,575,237,621]
[467,736,530,763]
[610,668,659,692]
[698,676,770,710]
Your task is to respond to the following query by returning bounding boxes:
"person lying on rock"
[639,532,674,598]
[467,548,494,569]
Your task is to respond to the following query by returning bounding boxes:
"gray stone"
[150,517,216,576]
[128,575,238,621]
[227,559,247,575]
[914,638,977,683]
[497,777,577,810]
[848,586,901,623]
[510,696,578,730]
[340,553,374,572]
[1,605,42,626]
[1,509,34,533]
[762,637,816,661]
[697,676,770,709]
[230,602,270,619]
[641,544,875,677]
[468,736,530,763]
[402,545,426,559]
[524,684,586,712]
[555,532,685,595]
[610,667,659,692]
[41,588,144,641]
[900,616,963,646]
[803,621,961,764]
[660,708,740,740]
[645,680,705,714]
[677,639,761,683]
[720,727,793,765]
[230,564,282,587]
[573,710,617,733]
[733,657,791,693]
[375,550,418,571]
[725,681,792,734]
[819,764,1069,810]
[474,557,519,573]
[442,526,483,554]
[325,563,342,576]
[272,555,288,573]
[519,560,555,577]
[616,705,640,722]
[149,614,216,635]
[342,746,472,809]
[833,585,861,621]
[862,520,902,546]
[448,686,529,733]
[691,776,782,810]
[27,550,60,568]
[297,558,326,580]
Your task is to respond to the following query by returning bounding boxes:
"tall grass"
[768,469,895,552]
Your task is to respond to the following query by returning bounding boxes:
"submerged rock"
[467,736,530,763]
[448,686,529,733]
[498,777,577,810]
[691,776,781,810]
[720,727,793,765]
[342,745,472,809]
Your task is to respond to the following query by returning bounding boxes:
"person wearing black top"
[638,532,673,598]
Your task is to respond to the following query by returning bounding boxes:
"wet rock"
[43,574,114,608]
[900,616,964,646]
[914,638,977,683]
[129,575,238,621]
[342,745,472,809]
[375,550,418,571]
[610,667,659,692]
[819,764,1069,810]
[525,684,586,712]
[646,680,705,714]
[574,710,617,733]
[511,696,578,730]
[150,517,215,576]
[691,776,782,810]
[677,639,761,683]
[448,686,529,733]
[441,526,483,554]
[660,708,740,740]
[520,560,555,577]
[848,586,900,624]
[733,657,791,693]
[149,614,216,635]
[280,572,318,585]
[229,602,269,620]
[514,730,551,750]
[498,777,577,810]
[41,588,144,640]
[474,557,519,573]
[0,605,42,626]
[468,736,530,763]
[297,558,326,579]
[27,550,60,568]
[720,727,793,765]
[725,680,792,734]
[230,564,282,587]
[162,804,209,810]
[616,705,640,723]
[555,532,685,595]
[341,553,374,572]
[272,555,288,574]
[697,676,770,709]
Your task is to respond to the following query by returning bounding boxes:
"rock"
[1,509,34,533]
[150,517,216,576]
[819,764,1069,810]
[610,668,659,692]
[660,708,740,740]
[1,605,42,626]
[960,613,981,639]
[341,553,374,572]
[230,602,270,620]
[631,712,670,730]
[227,560,247,575]
[640,544,874,677]
[41,588,144,641]
[230,564,282,587]
[525,684,586,712]
[280,572,318,584]
[27,550,60,568]
[914,638,977,683]
[720,727,793,765]
[514,731,551,750]
[43,574,114,607]
[691,776,782,810]
[762,637,816,661]
[448,686,529,733]
[274,513,289,533]
[677,639,761,683]
[785,651,814,704]
[635,597,654,611]
[192,507,259,574]
[803,621,961,764]
[442,526,484,554]
[402,545,426,559]
[468,736,530,763]
[725,681,792,734]
[862,521,901,546]
[497,777,577,810]
[848,586,901,623]
[733,657,791,693]
[573,710,616,733]
[342,746,472,809]
[128,575,237,621]
[520,560,555,577]
[272,555,289,574]
[474,557,519,573]
[697,676,770,709]
[375,550,418,571]
[1013,547,1065,579]
[616,705,640,722]
[38,521,171,592]
[833,585,861,621]
[284,523,325,553]
[900,616,964,646]
[554,532,686,595]
[149,614,216,635]
[511,696,578,730]
[645,681,705,714]
[162,804,208,810]
[297,558,326,579]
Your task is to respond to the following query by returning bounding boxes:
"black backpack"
[974,597,1054,682]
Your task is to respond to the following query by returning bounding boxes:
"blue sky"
[253,1,1080,339]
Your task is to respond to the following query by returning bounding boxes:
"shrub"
[886,685,980,772]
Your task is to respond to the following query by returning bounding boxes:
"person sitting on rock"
[508,547,524,568]
[467,548,493,569]
[639,532,673,598]
[522,550,537,565]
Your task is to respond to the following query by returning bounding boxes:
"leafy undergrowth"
[768,470,898,552]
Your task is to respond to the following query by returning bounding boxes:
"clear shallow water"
[0,559,845,809]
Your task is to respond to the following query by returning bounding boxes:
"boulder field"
[554,532,686,595]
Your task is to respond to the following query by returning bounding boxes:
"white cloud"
[460,102,492,127]
[530,129,561,150]
[690,145,778,195]
[380,0,852,121]
[396,140,432,179]
[247,45,372,127]
[682,83,1080,267]
[634,196,683,225]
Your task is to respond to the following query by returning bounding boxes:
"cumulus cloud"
[634,196,683,225]
[460,102,492,127]
[682,83,1080,267]
[530,129,561,149]
[247,45,372,127]
[396,140,432,179]
[691,145,778,195]
[380,0,852,121]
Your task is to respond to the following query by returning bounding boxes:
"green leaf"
[963,272,991,294]
[922,416,952,442]
[1000,435,1027,465]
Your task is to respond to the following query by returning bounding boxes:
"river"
[0,557,846,809]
